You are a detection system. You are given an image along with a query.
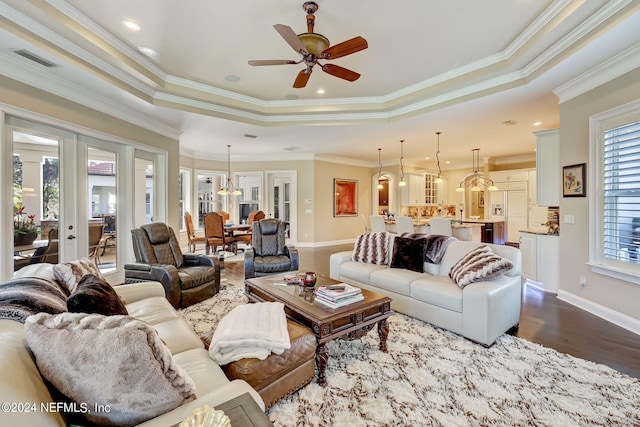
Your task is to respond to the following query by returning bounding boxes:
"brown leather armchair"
[244,219,298,279]
[125,222,220,308]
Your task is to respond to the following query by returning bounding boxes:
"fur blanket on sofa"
[0,277,68,322]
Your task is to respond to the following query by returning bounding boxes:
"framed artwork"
[563,163,586,197]
[334,179,358,217]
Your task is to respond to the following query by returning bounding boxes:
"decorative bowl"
[179,405,230,427]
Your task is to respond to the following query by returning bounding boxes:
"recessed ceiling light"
[317,89,325,94]
[284,94,298,100]
[137,47,159,58]
[224,75,241,83]
[533,121,542,126]
[425,157,430,160]
[122,20,141,31]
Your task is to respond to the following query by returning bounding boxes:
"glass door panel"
[196,171,226,228]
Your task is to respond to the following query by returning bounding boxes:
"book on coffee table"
[314,292,365,309]
[314,283,364,308]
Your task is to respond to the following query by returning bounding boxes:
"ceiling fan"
[248,1,368,88]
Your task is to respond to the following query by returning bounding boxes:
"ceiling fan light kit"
[248,1,368,88]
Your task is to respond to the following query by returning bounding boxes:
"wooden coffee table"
[244,272,392,385]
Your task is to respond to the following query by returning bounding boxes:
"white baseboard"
[295,239,355,248]
[557,290,640,336]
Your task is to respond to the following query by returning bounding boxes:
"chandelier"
[217,145,242,196]
[455,148,498,192]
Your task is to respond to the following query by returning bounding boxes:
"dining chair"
[429,217,453,236]
[360,214,371,234]
[88,222,105,265]
[217,211,230,223]
[369,215,386,233]
[204,212,237,254]
[185,211,206,253]
[394,216,415,235]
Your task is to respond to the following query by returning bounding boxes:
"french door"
[266,171,296,243]
[2,114,165,283]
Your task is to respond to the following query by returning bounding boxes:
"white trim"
[554,43,640,103]
[296,238,356,248]
[557,290,640,336]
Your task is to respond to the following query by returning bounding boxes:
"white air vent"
[283,146,300,151]
[12,49,58,68]
[243,134,258,139]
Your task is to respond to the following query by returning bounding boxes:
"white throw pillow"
[53,258,104,294]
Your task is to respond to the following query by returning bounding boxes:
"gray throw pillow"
[25,312,196,427]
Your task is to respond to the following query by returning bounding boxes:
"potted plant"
[14,206,40,246]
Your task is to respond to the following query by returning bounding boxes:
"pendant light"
[376,148,384,189]
[217,145,242,196]
[455,148,498,192]
[435,132,443,184]
[398,140,406,187]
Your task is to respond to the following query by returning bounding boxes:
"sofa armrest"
[286,246,299,272]
[124,262,181,307]
[114,281,166,304]
[462,276,522,346]
[244,247,255,279]
[136,380,264,427]
[329,251,353,281]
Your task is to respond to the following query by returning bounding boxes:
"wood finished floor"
[225,243,640,379]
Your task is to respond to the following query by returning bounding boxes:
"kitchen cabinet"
[520,232,559,293]
[402,173,426,205]
[535,129,560,206]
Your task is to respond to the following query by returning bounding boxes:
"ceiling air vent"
[12,49,58,68]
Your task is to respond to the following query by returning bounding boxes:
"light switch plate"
[564,215,575,224]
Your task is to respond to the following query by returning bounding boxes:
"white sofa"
[0,265,263,427]
[330,238,522,346]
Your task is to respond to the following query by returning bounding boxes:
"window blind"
[603,120,640,262]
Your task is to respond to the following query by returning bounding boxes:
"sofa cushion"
[178,265,218,290]
[53,258,105,294]
[339,260,387,285]
[369,268,423,296]
[67,274,128,316]
[351,232,388,265]
[390,236,427,272]
[24,312,196,427]
[449,245,514,288]
[410,276,463,313]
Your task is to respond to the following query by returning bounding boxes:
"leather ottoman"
[222,319,317,410]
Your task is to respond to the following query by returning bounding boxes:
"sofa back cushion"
[352,232,389,265]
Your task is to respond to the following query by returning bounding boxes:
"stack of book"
[314,283,364,308]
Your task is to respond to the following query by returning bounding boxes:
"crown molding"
[553,42,640,103]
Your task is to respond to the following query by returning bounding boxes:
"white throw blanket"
[208,302,291,365]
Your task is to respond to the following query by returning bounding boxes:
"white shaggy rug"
[178,287,640,427]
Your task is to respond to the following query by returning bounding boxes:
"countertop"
[461,218,505,224]
[520,229,559,236]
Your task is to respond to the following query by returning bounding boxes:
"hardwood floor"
[226,243,640,379]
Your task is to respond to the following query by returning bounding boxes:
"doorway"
[266,171,297,242]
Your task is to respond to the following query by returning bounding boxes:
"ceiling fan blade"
[274,24,307,54]
[321,63,361,82]
[293,69,312,88]
[321,36,368,59]
[248,60,297,66]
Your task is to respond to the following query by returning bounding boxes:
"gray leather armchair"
[125,222,220,308]
[244,219,299,279]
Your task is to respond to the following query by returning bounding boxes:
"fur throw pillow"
[67,274,128,316]
[390,236,427,272]
[351,232,388,265]
[449,245,514,288]
[53,258,105,294]
[25,312,196,427]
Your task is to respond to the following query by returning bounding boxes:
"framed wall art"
[563,163,586,197]
[334,179,358,217]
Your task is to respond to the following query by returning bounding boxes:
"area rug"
[178,287,640,427]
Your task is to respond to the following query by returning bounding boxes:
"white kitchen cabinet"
[520,231,559,293]
[507,189,528,243]
[535,129,560,206]
[401,173,426,205]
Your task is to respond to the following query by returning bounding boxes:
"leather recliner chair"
[244,219,299,279]
[125,222,220,308]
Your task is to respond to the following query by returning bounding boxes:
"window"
[590,100,640,283]
[178,169,191,230]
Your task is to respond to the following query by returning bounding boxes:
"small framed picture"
[563,163,586,197]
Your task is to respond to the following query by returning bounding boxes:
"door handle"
[67,234,77,240]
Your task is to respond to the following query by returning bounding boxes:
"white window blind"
[603,120,640,263]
